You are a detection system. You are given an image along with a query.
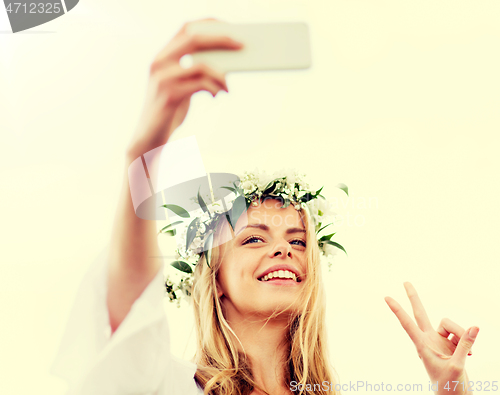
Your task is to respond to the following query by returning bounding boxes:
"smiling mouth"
[258,270,301,283]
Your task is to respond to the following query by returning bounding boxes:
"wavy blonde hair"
[191,199,340,395]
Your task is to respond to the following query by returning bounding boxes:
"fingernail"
[469,327,479,340]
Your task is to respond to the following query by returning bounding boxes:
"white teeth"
[260,270,298,282]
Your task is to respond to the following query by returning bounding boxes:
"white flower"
[323,243,338,258]
[242,180,254,191]
[210,203,227,215]
[241,169,259,187]
[286,173,299,190]
[304,200,318,226]
[175,225,189,253]
[306,197,337,227]
[299,177,310,191]
[185,254,200,266]
[256,170,275,190]
[190,237,203,251]
[272,168,307,191]
[199,211,211,223]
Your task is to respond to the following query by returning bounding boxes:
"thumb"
[452,326,479,366]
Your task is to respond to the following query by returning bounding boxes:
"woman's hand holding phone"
[107,19,242,335]
[126,18,243,159]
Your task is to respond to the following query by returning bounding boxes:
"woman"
[52,18,478,395]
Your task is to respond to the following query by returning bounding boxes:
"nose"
[270,239,292,259]
[275,250,292,258]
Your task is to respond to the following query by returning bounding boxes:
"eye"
[242,236,265,244]
[290,239,307,247]
[242,236,306,247]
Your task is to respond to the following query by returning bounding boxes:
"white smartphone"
[185,21,311,73]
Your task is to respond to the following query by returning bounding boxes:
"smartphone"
[185,21,311,73]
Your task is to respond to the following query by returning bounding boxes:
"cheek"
[219,263,255,297]
[218,262,242,294]
[217,267,230,296]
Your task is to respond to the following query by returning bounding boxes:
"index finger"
[177,18,227,35]
[160,25,244,64]
[385,296,427,354]
[404,282,433,332]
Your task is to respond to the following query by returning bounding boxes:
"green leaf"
[170,260,193,274]
[319,232,336,242]
[161,204,190,218]
[186,217,200,251]
[282,197,290,208]
[227,195,248,231]
[220,186,236,193]
[225,213,233,231]
[159,220,184,234]
[204,231,214,268]
[197,186,211,218]
[232,181,244,195]
[263,179,278,195]
[314,186,324,197]
[336,183,349,196]
[161,229,176,236]
[300,192,314,203]
[316,223,333,235]
[323,240,347,255]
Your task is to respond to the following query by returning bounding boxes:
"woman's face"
[216,198,307,320]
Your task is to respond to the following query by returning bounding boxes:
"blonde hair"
[191,199,340,395]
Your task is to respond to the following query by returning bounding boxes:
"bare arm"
[105,19,241,334]
[106,156,163,334]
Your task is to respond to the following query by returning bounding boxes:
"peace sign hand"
[385,282,479,395]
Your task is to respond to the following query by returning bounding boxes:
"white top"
[50,245,204,395]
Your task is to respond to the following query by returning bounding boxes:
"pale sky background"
[1,1,499,394]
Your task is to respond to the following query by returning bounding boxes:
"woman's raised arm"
[106,19,243,334]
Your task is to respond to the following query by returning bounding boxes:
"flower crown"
[159,168,348,306]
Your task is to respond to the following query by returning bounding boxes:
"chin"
[254,299,302,318]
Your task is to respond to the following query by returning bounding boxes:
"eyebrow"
[235,223,306,236]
